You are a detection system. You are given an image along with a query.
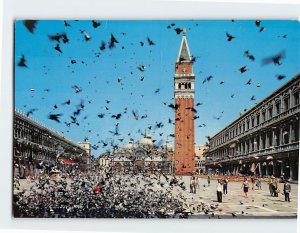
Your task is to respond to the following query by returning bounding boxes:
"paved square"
[174,176,298,218]
[15,175,298,218]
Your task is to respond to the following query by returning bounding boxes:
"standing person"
[192,177,197,193]
[272,177,278,197]
[256,177,262,190]
[251,177,256,190]
[223,176,228,194]
[216,179,223,203]
[241,177,249,197]
[190,176,193,193]
[268,178,274,196]
[283,180,291,202]
[196,176,200,189]
[207,175,211,186]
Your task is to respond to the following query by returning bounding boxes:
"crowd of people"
[212,175,292,203]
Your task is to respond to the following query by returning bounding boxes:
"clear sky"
[14,20,300,156]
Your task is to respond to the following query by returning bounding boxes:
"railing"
[209,104,300,152]
[174,73,195,78]
[206,141,299,165]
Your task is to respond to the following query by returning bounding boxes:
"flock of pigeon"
[16,20,289,155]
[13,173,220,218]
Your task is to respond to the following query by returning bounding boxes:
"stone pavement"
[15,175,298,218]
[177,176,298,218]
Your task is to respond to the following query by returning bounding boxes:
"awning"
[59,158,77,165]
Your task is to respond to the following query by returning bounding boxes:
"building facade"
[13,110,87,177]
[99,135,173,175]
[174,29,196,175]
[205,75,300,181]
[195,145,208,174]
[78,141,92,172]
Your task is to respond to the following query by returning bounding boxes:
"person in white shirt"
[216,179,223,202]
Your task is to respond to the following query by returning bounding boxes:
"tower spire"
[176,28,191,63]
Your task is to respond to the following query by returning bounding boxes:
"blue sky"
[15,20,300,156]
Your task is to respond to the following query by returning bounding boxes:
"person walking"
[241,177,249,198]
[223,176,228,194]
[283,180,291,202]
[207,175,211,186]
[216,179,223,203]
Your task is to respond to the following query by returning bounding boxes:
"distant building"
[195,145,208,174]
[78,142,92,172]
[13,110,86,177]
[99,135,173,174]
[78,142,91,156]
[205,75,300,180]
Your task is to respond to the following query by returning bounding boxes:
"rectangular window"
[252,118,255,128]
[294,92,299,106]
[257,114,260,125]
[284,97,289,111]
[247,121,250,130]
[276,102,280,115]
[269,107,273,119]
[262,111,266,122]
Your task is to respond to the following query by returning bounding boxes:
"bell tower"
[174,28,195,175]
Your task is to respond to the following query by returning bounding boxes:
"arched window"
[178,83,181,89]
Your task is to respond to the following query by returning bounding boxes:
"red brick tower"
[174,29,195,175]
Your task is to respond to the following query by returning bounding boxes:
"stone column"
[290,159,294,181]
[258,163,262,177]
[289,124,295,143]
[272,160,276,176]
[280,162,285,177]
[240,142,244,154]
[266,165,269,176]
[272,130,276,146]
[259,109,263,124]
[289,89,293,108]
[259,135,263,150]
[279,128,283,145]
[266,132,269,148]
[280,94,284,110]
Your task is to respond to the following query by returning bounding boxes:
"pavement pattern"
[14,175,298,218]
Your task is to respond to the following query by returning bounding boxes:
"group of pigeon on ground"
[13,172,218,218]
